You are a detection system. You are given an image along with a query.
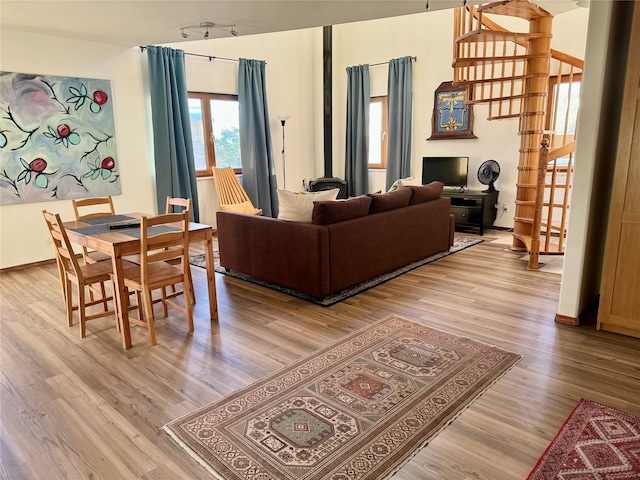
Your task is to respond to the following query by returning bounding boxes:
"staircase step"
[478,0,553,21]
[453,53,548,67]
[456,30,552,44]
[466,93,544,105]
[488,113,522,120]
[453,73,548,85]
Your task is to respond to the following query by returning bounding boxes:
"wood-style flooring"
[1,232,639,479]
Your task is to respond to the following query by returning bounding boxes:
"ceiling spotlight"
[425,0,430,10]
[462,0,467,5]
[180,29,188,39]
[204,28,210,39]
[230,27,238,37]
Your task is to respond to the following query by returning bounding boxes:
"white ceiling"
[0,0,581,48]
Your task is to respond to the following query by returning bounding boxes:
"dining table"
[64,212,217,349]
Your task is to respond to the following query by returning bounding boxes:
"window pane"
[210,99,241,169]
[369,101,382,165]
[188,98,207,171]
[554,81,581,136]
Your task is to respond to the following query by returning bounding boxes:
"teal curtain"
[386,56,414,191]
[238,59,278,217]
[146,45,200,222]
[345,64,370,197]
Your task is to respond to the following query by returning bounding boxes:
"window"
[368,96,388,169]
[546,74,582,167]
[188,92,241,176]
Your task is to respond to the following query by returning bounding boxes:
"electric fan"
[477,160,500,192]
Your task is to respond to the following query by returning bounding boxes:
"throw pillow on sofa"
[368,186,412,214]
[277,188,339,223]
[387,175,421,192]
[407,181,444,205]
[312,195,372,225]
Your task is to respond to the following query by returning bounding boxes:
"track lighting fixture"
[425,0,430,10]
[462,0,467,5]
[178,21,238,40]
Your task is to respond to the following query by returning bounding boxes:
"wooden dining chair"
[42,210,131,338]
[164,197,195,304]
[71,196,116,265]
[126,196,195,306]
[119,211,194,346]
[213,166,262,215]
[166,196,192,219]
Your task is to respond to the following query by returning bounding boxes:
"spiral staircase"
[452,0,583,270]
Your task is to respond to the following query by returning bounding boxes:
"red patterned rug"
[527,398,640,479]
[164,315,521,479]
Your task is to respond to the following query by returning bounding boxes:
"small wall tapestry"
[0,72,120,206]
[428,81,477,140]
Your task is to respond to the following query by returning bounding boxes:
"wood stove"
[309,177,347,198]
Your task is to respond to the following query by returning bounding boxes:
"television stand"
[441,190,498,235]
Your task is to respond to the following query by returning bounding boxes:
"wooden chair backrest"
[214,167,252,206]
[139,212,189,281]
[165,196,192,220]
[72,196,115,220]
[42,210,83,283]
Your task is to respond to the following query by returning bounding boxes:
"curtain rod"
[139,46,239,62]
[369,56,417,68]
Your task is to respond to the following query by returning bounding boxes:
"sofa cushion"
[277,188,339,223]
[368,186,412,214]
[407,181,444,205]
[312,195,372,225]
[387,175,421,192]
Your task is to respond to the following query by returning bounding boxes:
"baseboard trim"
[555,313,579,325]
[1,257,57,274]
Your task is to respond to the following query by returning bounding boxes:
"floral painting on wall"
[0,72,121,206]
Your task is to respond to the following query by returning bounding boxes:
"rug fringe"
[162,425,229,480]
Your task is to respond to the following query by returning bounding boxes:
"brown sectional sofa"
[216,183,455,299]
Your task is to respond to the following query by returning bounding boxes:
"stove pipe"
[309,25,347,199]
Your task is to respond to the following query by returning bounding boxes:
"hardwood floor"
[1,232,639,479]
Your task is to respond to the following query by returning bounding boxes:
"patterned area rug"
[189,236,483,306]
[164,315,521,480]
[527,398,640,479]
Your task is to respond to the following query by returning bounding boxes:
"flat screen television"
[422,156,469,188]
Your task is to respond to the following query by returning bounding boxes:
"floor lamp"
[278,115,290,189]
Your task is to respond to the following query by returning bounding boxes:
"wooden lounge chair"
[213,166,262,215]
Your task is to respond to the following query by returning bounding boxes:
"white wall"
[0,30,156,268]
[557,1,615,319]
[0,7,589,269]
